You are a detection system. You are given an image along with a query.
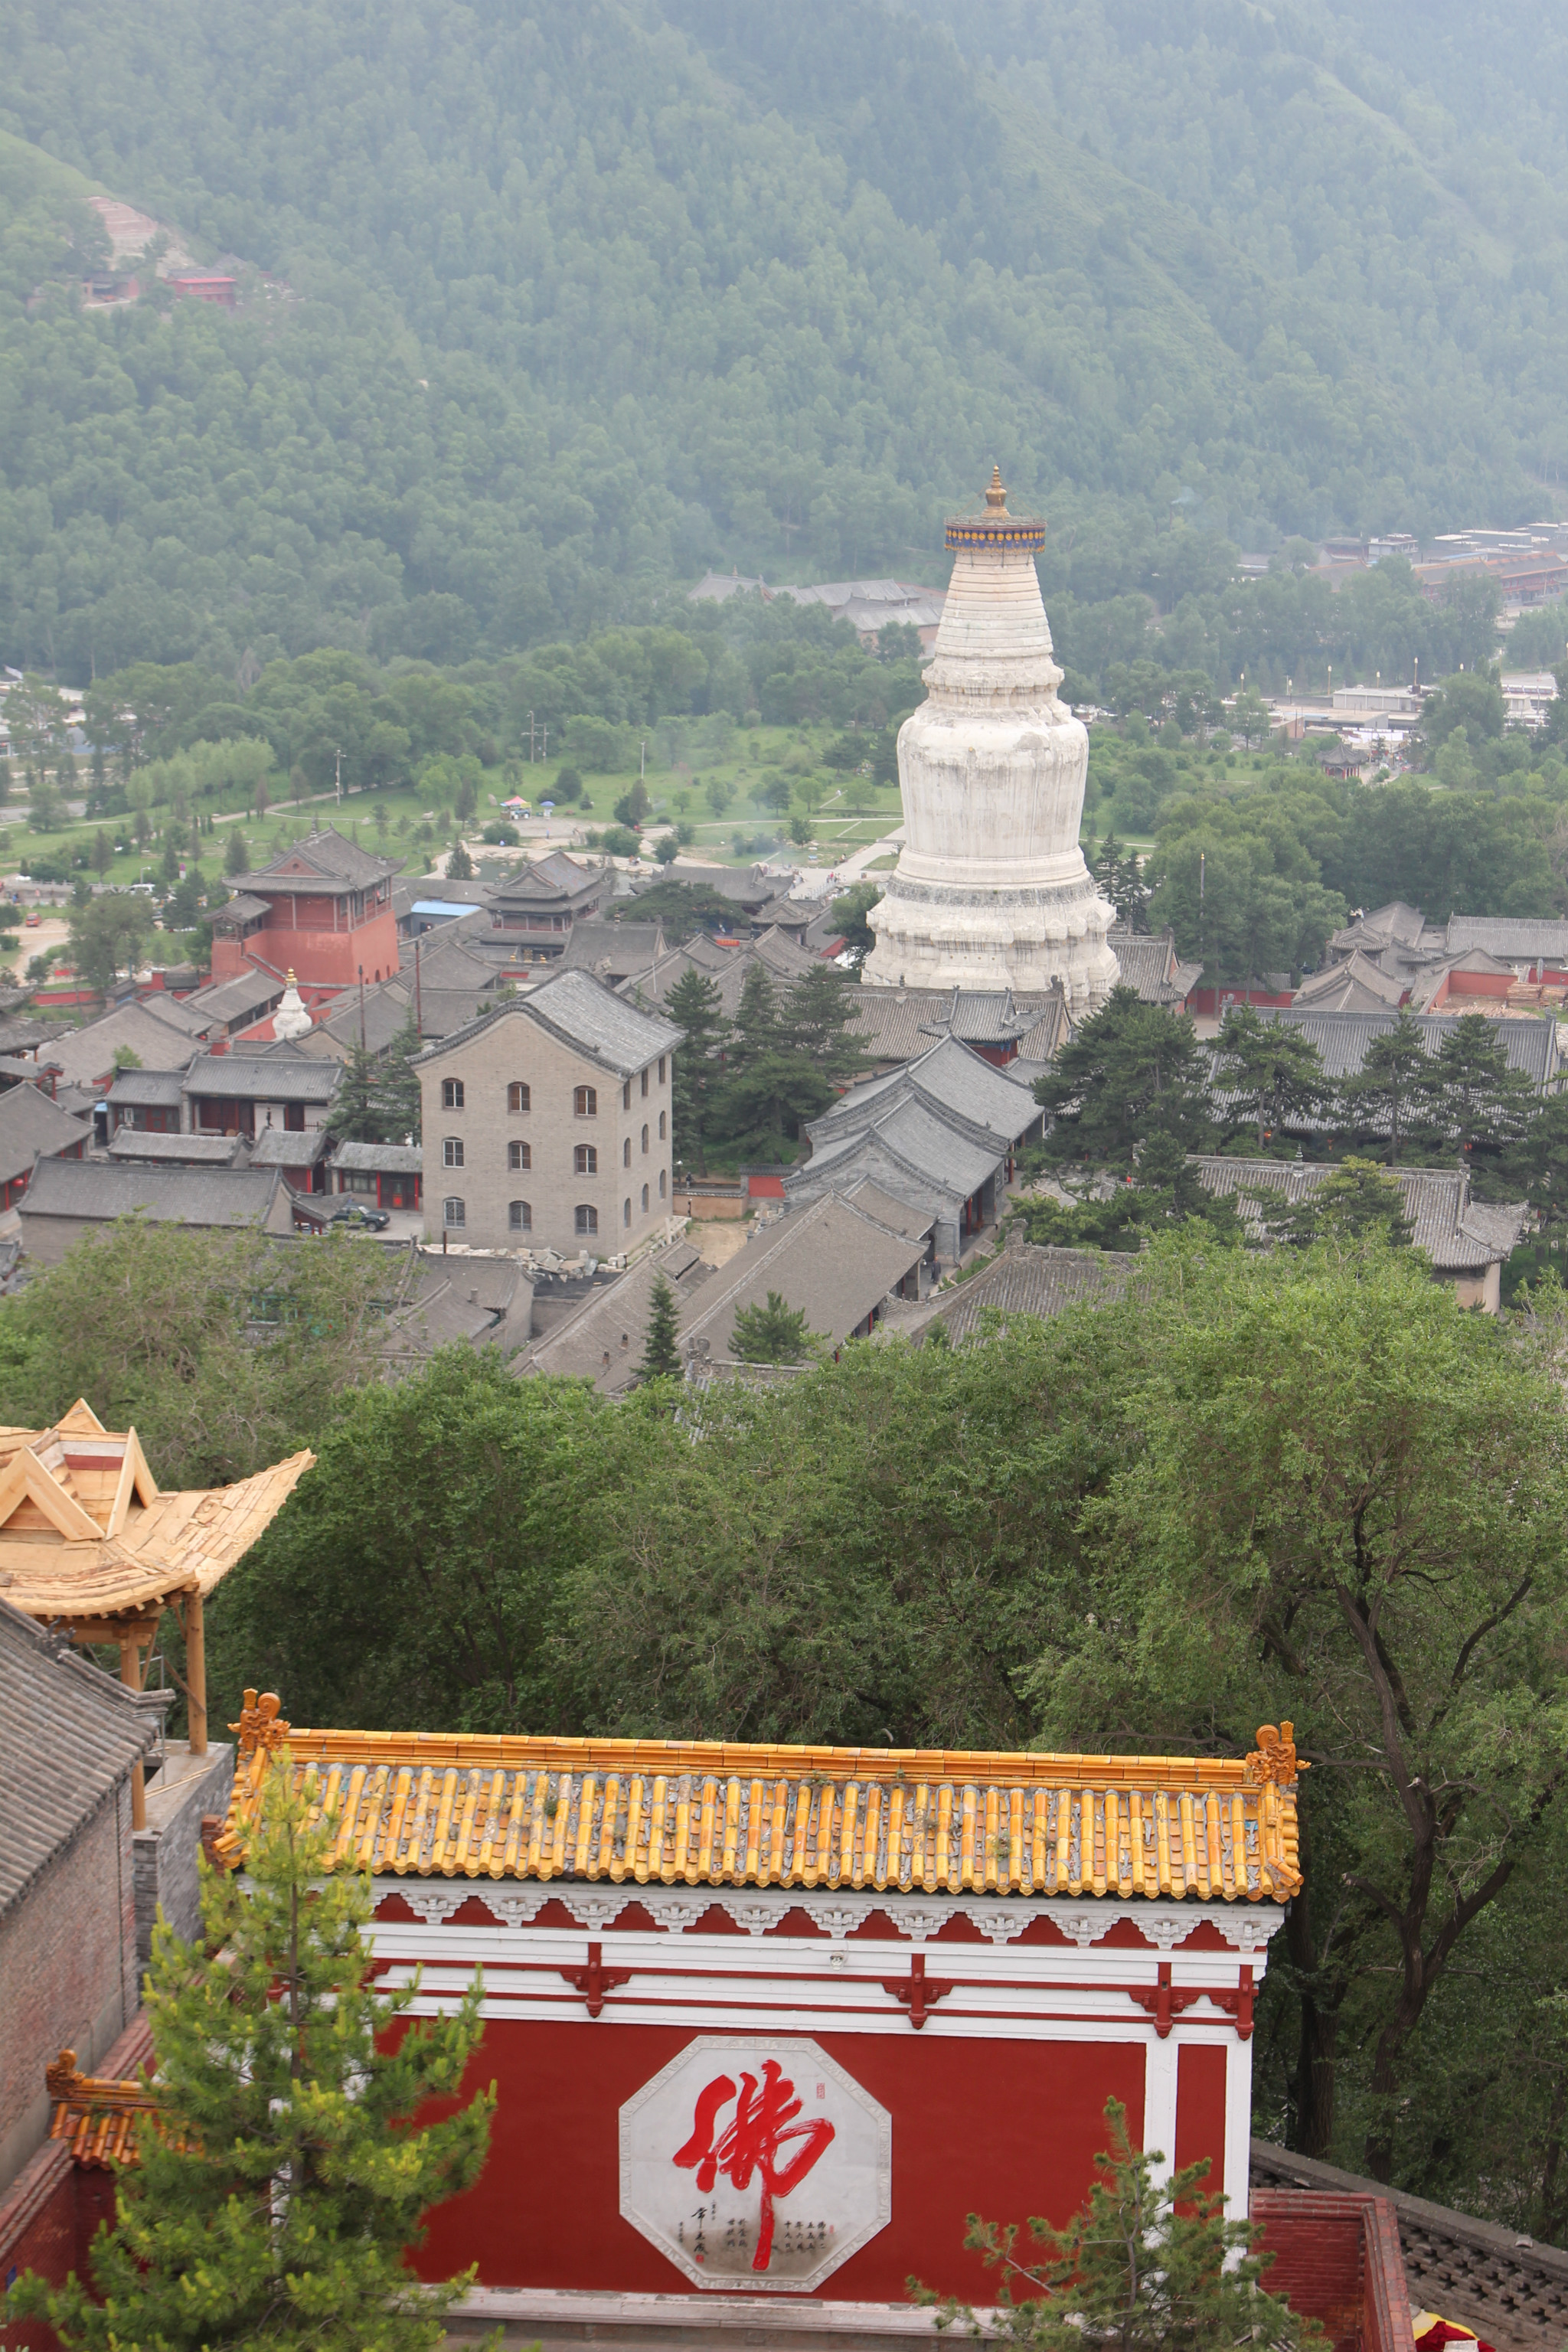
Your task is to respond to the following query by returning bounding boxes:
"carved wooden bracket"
[881,1952,954,2030]
[559,1940,633,2018]
[1129,1960,1203,2039]
[1206,1965,1255,2040]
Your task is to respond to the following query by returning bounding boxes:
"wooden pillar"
[120,1632,146,1830]
[186,1588,207,1755]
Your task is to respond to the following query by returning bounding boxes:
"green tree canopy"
[1034,988,1214,1170]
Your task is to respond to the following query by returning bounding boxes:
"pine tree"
[916,2096,1321,2352]
[1338,1009,1432,1166]
[667,967,730,1175]
[447,840,475,880]
[374,1014,425,1142]
[225,826,250,876]
[10,1765,492,2352]
[639,1273,682,1379]
[785,963,870,1084]
[325,1040,384,1142]
[730,1289,819,1364]
[1212,1004,1332,1150]
[1263,1156,1414,1251]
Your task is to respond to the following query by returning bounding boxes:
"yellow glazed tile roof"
[219,1697,1303,1903]
[0,1401,312,1626]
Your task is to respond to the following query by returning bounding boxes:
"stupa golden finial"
[985,465,1008,511]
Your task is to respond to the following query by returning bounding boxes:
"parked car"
[328,1201,390,1231]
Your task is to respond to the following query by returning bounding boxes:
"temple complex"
[864,471,1119,1011]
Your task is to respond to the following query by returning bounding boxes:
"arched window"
[442,1078,464,1109]
[509,1140,531,1171]
[508,1082,531,1113]
[508,1200,532,1232]
[575,1204,598,1236]
[622,1080,632,1111]
[641,1068,649,1098]
[658,1168,667,1198]
[641,1183,649,1213]
[658,1057,666,1083]
[443,1197,466,1228]
[641,1124,648,1154]
[658,1111,667,1140]
[622,1137,631,1168]
[574,1086,596,1117]
[443,1136,464,1168]
[574,1144,597,1175]
[622,1197,632,1227]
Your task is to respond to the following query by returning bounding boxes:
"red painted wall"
[210,905,400,993]
[414,2023,1145,2305]
[1174,2043,1227,2201]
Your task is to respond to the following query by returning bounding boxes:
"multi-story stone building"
[413,972,683,1255]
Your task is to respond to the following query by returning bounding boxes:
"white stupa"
[863,469,1119,1011]
[270,969,312,1044]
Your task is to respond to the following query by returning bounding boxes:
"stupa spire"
[861,471,1118,1010]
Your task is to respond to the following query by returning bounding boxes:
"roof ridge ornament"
[1244,1721,1306,1785]
[985,465,1007,511]
[231,1687,290,1756]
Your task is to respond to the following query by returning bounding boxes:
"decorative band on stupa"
[944,466,1047,551]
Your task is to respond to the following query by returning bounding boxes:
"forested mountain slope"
[2,0,1566,680]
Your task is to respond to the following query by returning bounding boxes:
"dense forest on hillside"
[2,0,1568,678]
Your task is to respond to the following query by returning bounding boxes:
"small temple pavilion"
[214,1702,1308,2326]
[0,1406,312,1823]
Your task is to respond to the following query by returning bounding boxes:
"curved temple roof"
[0,1402,313,1627]
[219,1700,1303,1903]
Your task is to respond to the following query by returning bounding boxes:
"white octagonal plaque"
[619,2036,891,2290]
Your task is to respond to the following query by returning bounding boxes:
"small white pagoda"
[864,470,1119,1010]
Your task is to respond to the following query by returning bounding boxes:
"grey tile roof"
[185,971,286,1025]
[247,1125,332,1168]
[107,1129,247,1165]
[1188,1156,1530,1269]
[838,1178,936,1240]
[678,1197,926,1358]
[1294,952,1406,1010]
[211,892,272,925]
[104,1068,188,1109]
[812,1035,1043,1154]
[1444,915,1568,961]
[414,969,684,1079]
[1264,1007,1559,1092]
[524,1241,710,1396]
[559,920,665,979]
[0,1083,88,1184]
[20,1157,289,1230]
[39,1004,205,1088]
[330,1139,423,1172]
[492,851,605,906]
[183,1054,341,1102]
[0,1598,156,1920]
[1106,928,1204,1005]
[927,1240,1131,1341]
[128,992,213,1037]
[232,826,401,891]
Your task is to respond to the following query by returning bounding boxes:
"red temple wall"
[210,905,400,993]
[413,2020,1146,2305]
[1174,2042,1227,2196]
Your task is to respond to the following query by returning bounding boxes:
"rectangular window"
[509,1140,531,1171]
[442,1079,464,1109]
[575,1204,599,1236]
[509,1200,532,1232]
[508,1082,531,1113]
[575,1144,598,1175]
[443,1197,466,1228]
[443,1137,464,1168]
[574,1086,596,1117]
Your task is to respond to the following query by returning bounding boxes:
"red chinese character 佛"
[673,2059,835,2271]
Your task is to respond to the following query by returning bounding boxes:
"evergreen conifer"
[918,2096,1321,2352]
[9,1766,493,2352]
[639,1273,683,1379]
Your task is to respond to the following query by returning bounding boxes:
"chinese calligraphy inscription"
[620,2037,891,2291]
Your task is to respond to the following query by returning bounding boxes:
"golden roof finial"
[985,465,1008,511]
